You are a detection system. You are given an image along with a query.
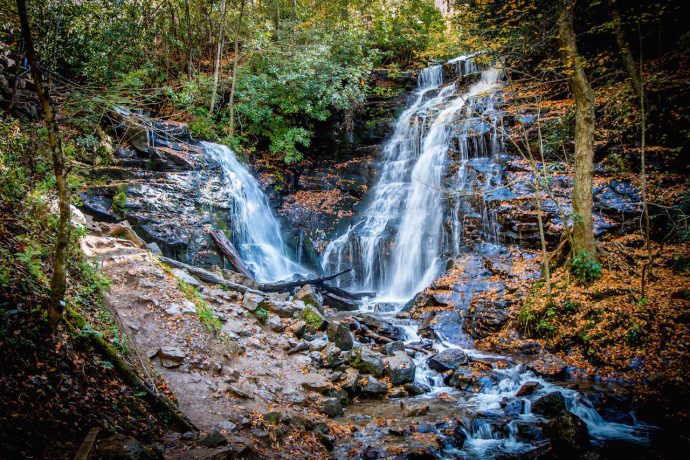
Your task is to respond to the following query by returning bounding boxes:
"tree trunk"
[557,0,597,259]
[209,0,228,113]
[227,0,245,137]
[608,0,643,101]
[210,229,253,279]
[185,0,193,77]
[17,0,71,329]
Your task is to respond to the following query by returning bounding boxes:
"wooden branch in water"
[210,230,254,279]
[257,268,352,292]
[354,319,432,355]
[158,256,263,295]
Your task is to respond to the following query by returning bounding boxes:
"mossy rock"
[300,305,326,333]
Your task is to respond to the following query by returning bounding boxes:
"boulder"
[323,292,359,311]
[385,352,416,386]
[427,349,469,372]
[300,305,326,332]
[242,293,264,312]
[515,381,542,397]
[403,403,430,417]
[347,347,385,377]
[96,434,153,460]
[318,397,343,418]
[267,314,285,332]
[356,375,388,396]
[261,299,298,318]
[326,321,353,351]
[171,268,201,288]
[108,221,146,248]
[320,343,343,368]
[300,373,332,393]
[526,353,567,377]
[404,382,430,395]
[156,346,186,368]
[294,284,324,313]
[545,412,590,454]
[382,340,406,355]
[532,391,567,417]
[200,430,228,448]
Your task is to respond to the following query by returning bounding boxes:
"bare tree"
[185,0,193,77]
[210,0,228,113]
[228,0,246,137]
[557,0,597,259]
[17,0,71,329]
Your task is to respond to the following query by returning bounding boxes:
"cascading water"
[325,56,650,457]
[322,57,504,302]
[201,141,307,282]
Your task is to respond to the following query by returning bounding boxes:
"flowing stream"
[201,141,308,282]
[322,56,651,457]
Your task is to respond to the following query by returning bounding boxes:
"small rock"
[382,340,406,355]
[320,343,343,368]
[157,346,186,368]
[171,268,200,287]
[427,348,469,372]
[300,373,332,393]
[267,314,285,332]
[200,430,228,448]
[403,403,430,417]
[404,382,430,395]
[526,353,567,377]
[289,320,307,338]
[546,412,590,454]
[146,241,162,255]
[356,375,388,396]
[96,434,147,460]
[180,431,195,442]
[216,420,237,431]
[318,397,343,418]
[309,337,329,351]
[288,342,310,355]
[242,293,264,312]
[515,381,542,397]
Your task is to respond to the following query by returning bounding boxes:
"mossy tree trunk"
[17,0,71,329]
[557,0,597,260]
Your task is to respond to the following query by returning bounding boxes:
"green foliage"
[176,279,222,335]
[111,187,127,217]
[570,250,602,284]
[252,306,268,324]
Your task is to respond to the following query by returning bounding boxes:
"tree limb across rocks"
[159,256,263,294]
[256,268,352,292]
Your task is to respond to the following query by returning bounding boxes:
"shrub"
[570,250,602,284]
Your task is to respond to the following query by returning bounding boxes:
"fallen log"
[158,256,263,295]
[322,284,376,300]
[257,268,352,292]
[74,427,99,460]
[352,318,432,355]
[210,230,254,280]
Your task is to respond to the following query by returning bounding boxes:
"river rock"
[309,337,329,351]
[427,348,469,372]
[326,321,353,351]
[267,314,285,332]
[532,391,567,417]
[404,382,431,395]
[545,412,590,454]
[300,305,326,332]
[323,292,359,311]
[382,340,406,355]
[321,343,343,368]
[403,403,430,417]
[356,375,388,396]
[527,353,567,377]
[157,346,186,368]
[347,347,385,377]
[318,397,343,418]
[515,381,542,397]
[294,284,324,313]
[385,351,416,385]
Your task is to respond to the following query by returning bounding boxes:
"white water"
[201,141,308,282]
[322,57,503,302]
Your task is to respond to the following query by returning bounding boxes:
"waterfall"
[201,141,307,282]
[322,57,504,302]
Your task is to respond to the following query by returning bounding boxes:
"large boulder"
[326,321,353,351]
[95,434,156,460]
[532,391,567,417]
[427,349,469,372]
[347,347,385,377]
[385,352,416,386]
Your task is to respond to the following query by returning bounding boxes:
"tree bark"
[17,0,71,329]
[209,0,228,113]
[227,0,245,137]
[557,0,597,259]
[608,0,643,101]
[210,229,253,279]
[185,0,193,77]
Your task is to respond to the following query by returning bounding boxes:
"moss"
[301,305,323,332]
[176,279,222,335]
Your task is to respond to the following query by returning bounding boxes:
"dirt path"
[80,235,337,458]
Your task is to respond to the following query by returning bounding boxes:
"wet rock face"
[427,349,469,372]
[385,352,416,386]
[347,347,386,377]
